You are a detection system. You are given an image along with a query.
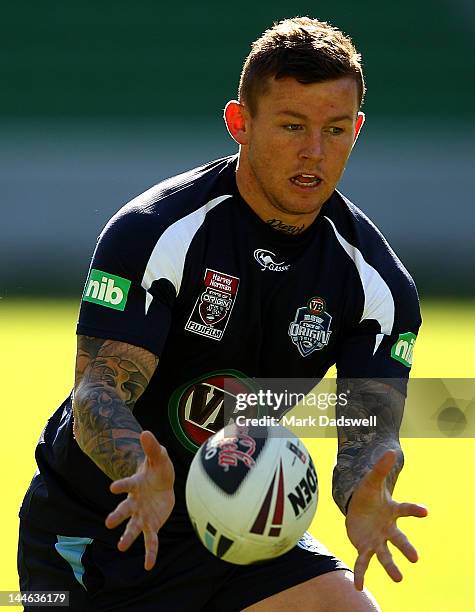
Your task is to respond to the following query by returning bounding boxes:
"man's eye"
[284,124,303,131]
[328,127,344,135]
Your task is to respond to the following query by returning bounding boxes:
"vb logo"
[83,269,131,311]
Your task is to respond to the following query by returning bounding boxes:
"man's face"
[240,76,363,216]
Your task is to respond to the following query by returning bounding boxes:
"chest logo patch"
[185,269,240,341]
[254,249,290,272]
[288,296,332,357]
[168,370,257,452]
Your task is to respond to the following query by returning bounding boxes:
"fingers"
[373,449,397,476]
[108,513,160,570]
[105,498,132,529]
[350,492,427,589]
[117,518,142,552]
[361,450,397,490]
[376,543,403,583]
[397,502,429,518]
[143,529,159,570]
[390,528,419,563]
[354,549,374,591]
[141,430,164,466]
[119,524,159,570]
[354,522,424,589]
[110,475,136,495]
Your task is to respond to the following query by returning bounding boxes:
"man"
[18,17,427,611]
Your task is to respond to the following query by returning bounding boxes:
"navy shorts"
[18,519,348,611]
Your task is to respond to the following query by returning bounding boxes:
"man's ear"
[224,100,250,145]
[353,112,365,147]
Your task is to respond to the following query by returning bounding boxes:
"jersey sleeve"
[76,209,176,356]
[336,268,421,394]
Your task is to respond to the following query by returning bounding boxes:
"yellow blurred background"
[1,299,474,610]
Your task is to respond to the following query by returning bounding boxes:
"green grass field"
[1,299,474,611]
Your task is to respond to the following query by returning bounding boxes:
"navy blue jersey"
[21,155,421,540]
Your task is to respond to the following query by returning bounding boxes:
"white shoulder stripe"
[324,216,395,355]
[142,194,232,313]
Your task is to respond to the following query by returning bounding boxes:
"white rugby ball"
[185,423,318,564]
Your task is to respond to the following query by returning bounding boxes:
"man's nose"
[299,131,324,162]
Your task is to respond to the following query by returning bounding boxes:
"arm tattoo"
[332,379,405,515]
[73,335,159,480]
[266,218,306,235]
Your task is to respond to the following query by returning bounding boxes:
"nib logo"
[83,269,131,311]
[391,332,417,367]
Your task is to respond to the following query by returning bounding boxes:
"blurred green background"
[1,0,473,119]
[1,0,474,297]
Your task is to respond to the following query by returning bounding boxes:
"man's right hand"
[105,430,175,570]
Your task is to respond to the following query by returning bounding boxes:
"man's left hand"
[345,449,428,591]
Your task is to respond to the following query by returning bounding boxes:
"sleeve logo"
[82,268,131,311]
[390,332,417,367]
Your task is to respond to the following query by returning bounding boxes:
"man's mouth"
[290,174,323,188]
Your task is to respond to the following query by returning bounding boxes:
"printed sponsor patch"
[168,370,256,452]
[288,296,332,357]
[391,332,417,367]
[82,268,131,311]
[185,269,239,340]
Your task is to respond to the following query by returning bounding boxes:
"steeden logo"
[82,268,131,311]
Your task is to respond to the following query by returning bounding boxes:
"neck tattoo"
[266,218,306,235]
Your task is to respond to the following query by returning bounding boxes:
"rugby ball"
[185,423,318,564]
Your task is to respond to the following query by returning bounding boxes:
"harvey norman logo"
[253,249,290,272]
[82,269,131,311]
